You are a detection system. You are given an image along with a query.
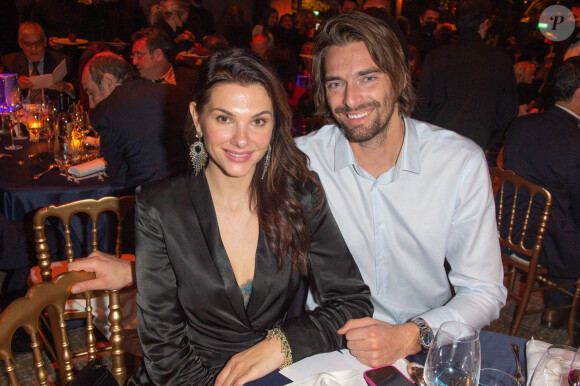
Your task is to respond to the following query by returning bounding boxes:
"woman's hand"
[214,336,284,386]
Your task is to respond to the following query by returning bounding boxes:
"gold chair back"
[491,167,580,340]
[0,271,104,385]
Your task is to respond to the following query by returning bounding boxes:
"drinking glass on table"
[5,91,23,150]
[424,321,481,386]
[568,348,580,385]
[529,344,576,386]
[479,368,522,386]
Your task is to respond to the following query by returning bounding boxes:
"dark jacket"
[414,29,518,150]
[129,171,373,385]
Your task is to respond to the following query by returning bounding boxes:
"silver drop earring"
[189,132,208,175]
[261,144,271,180]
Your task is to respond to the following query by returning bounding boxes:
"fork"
[0,153,13,158]
[33,164,57,179]
[511,343,526,385]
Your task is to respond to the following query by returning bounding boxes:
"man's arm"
[68,251,134,294]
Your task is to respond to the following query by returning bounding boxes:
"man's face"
[420,9,440,27]
[19,29,46,63]
[131,39,157,80]
[323,41,397,143]
[82,68,114,109]
[339,0,357,14]
[251,36,269,58]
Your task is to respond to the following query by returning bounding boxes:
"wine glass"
[5,90,23,150]
[424,321,481,386]
[479,368,522,386]
[568,348,580,385]
[529,344,577,386]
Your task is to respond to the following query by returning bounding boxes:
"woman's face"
[280,15,293,30]
[191,83,274,179]
[268,12,278,28]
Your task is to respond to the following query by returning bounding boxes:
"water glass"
[529,344,577,386]
[424,321,481,386]
[479,368,522,386]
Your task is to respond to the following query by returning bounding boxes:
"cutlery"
[407,362,427,386]
[33,164,56,179]
[510,343,526,385]
[0,153,12,158]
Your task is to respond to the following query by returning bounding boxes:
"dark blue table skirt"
[248,330,528,385]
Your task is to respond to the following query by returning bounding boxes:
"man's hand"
[338,317,422,368]
[68,251,134,294]
[18,76,32,90]
[215,336,284,386]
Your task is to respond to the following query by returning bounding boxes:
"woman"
[130,49,372,385]
[252,7,278,46]
[273,13,302,55]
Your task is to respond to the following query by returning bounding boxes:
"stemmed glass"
[529,344,577,386]
[479,368,522,386]
[5,90,23,150]
[424,321,481,386]
[568,348,580,385]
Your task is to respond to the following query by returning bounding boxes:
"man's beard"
[334,98,396,143]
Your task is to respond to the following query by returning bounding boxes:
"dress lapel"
[185,171,250,326]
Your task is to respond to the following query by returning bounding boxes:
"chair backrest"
[489,167,552,267]
[0,271,96,385]
[33,196,135,283]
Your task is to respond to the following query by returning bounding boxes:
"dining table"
[0,135,116,222]
[248,330,528,385]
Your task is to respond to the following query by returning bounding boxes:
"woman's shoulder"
[136,172,190,203]
[299,172,324,212]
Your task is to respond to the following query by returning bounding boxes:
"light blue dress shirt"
[296,117,506,330]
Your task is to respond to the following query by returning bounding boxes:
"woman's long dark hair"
[185,49,321,275]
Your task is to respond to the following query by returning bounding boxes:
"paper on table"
[281,349,410,385]
[29,59,67,89]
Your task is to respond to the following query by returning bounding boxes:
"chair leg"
[510,275,536,336]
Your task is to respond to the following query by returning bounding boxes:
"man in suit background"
[1,22,71,100]
[414,0,518,155]
[502,56,580,330]
[130,27,198,93]
[82,52,190,192]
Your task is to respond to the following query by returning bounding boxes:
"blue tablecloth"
[0,138,115,222]
[248,330,528,385]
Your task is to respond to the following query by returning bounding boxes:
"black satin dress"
[128,171,373,385]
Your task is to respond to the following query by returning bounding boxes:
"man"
[502,57,580,330]
[338,0,357,14]
[1,22,71,99]
[408,3,440,62]
[131,27,198,92]
[82,52,190,192]
[296,12,506,366]
[414,0,518,153]
[250,33,269,59]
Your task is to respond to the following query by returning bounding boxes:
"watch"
[412,318,434,351]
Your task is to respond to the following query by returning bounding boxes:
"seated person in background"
[1,22,72,100]
[513,60,538,116]
[154,0,196,52]
[73,49,373,385]
[131,27,198,92]
[502,56,580,331]
[81,52,190,192]
[297,12,506,367]
[252,7,278,46]
[251,33,270,60]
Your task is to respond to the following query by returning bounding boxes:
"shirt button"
[377,222,383,227]
[379,289,385,294]
[377,258,384,263]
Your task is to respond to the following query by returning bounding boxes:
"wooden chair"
[0,271,124,385]
[490,167,580,340]
[30,196,136,384]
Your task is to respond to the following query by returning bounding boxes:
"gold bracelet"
[266,327,293,369]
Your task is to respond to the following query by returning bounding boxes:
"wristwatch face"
[420,329,434,349]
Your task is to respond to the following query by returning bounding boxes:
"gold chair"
[30,196,135,384]
[490,167,580,340]
[0,271,124,385]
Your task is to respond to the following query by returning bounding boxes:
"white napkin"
[68,157,106,177]
[526,337,552,385]
[288,370,367,386]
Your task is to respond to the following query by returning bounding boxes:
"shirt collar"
[332,116,422,179]
[555,104,580,122]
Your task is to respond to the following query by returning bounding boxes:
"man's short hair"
[131,27,175,62]
[86,52,136,88]
[455,0,492,32]
[312,12,415,120]
[339,0,357,7]
[422,2,440,17]
[18,22,47,43]
[553,57,580,102]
